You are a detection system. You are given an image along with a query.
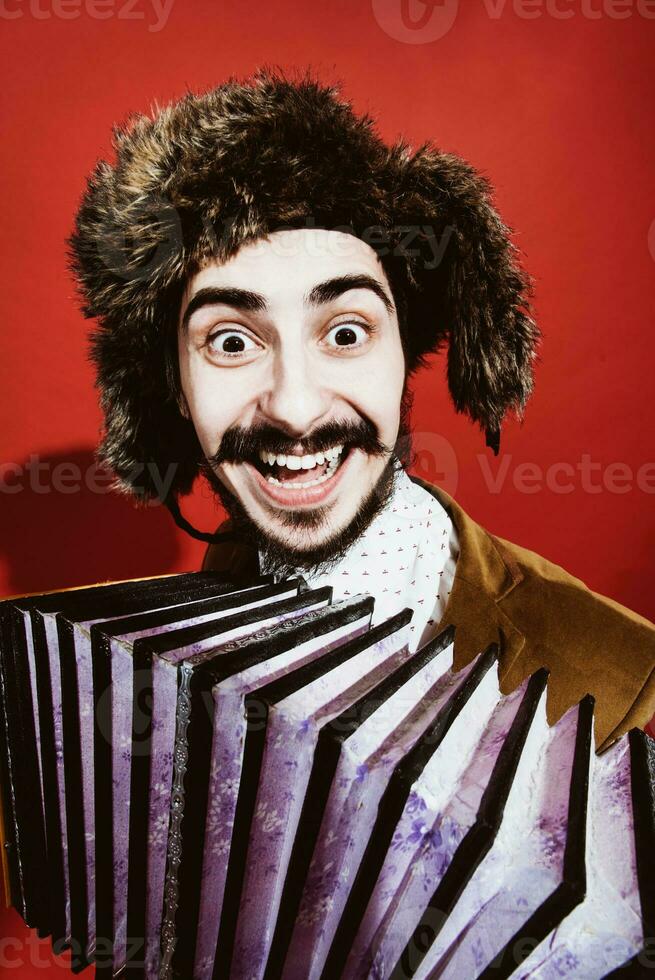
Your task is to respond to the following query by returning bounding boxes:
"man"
[68,68,655,758]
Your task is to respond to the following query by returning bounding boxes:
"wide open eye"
[323,322,370,350]
[206,329,261,358]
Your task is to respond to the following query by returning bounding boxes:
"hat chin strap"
[164,494,240,545]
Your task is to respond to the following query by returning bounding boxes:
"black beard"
[203,454,401,579]
[199,392,414,578]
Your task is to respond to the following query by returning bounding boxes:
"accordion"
[0,571,653,979]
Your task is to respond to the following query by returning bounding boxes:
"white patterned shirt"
[268,467,459,652]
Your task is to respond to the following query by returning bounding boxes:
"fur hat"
[68,68,537,504]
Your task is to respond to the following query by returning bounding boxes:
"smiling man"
[178,230,405,572]
[69,69,655,756]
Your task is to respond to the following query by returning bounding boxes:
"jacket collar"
[411,478,527,688]
[421,479,655,753]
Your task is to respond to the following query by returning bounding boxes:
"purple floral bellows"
[0,574,653,980]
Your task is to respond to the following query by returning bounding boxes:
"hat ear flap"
[398,146,539,450]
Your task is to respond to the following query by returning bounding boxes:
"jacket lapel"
[414,479,527,687]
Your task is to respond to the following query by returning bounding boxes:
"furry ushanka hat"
[68,68,537,508]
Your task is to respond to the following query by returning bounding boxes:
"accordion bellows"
[0,572,653,979]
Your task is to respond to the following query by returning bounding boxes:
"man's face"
[178,228,405,567]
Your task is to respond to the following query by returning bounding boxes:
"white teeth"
[324,445,343,462]
[258,445,345,470]
[266,463,338,489]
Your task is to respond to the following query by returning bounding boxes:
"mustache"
[205,418,391,467]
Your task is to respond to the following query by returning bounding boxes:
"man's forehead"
[183,227,391,309]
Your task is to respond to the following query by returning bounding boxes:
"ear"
[393,144,539,444]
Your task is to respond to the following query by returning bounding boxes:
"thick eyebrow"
[181,286,268,330]
[305,274,395,315]
[181,273,395,331]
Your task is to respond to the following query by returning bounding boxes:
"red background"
[1,0,654,972]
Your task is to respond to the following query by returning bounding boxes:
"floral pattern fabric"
[510,731,642,979]
[343,661,520,979]
[193,610,374,980]
[230,625,414,979]
[408,694,575,979]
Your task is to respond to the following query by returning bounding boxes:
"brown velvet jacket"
[203,477,655,755]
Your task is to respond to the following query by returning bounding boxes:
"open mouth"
[250,444,348,489]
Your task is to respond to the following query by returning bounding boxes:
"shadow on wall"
[0,447,181,597]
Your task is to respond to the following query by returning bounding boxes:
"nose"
[258,346,332,437]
